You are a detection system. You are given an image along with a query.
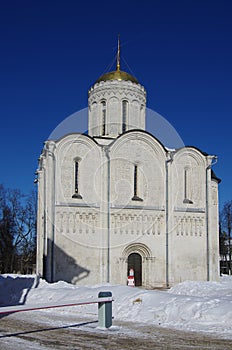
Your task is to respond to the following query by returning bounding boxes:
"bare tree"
[220,201,232,275]
[17,190,37,273]
[0,184,37,273]
[0,185,16,272]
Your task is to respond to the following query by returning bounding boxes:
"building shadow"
[0,274,40,319]
[51,242,90,284]
[0,319,98,338]
[0,274,39,307]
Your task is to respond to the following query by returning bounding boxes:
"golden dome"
[95,69,139,84]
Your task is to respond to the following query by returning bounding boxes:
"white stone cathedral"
[36,45,220,288]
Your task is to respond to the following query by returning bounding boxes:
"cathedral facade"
[36,53,220,288]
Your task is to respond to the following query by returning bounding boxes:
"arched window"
[101,101,106,136]
[134,164,138,197]
[122,100,128,133]
[183,167,193,204]
[132,164,143,201]
[72,158,82,199]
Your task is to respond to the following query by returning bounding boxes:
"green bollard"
[98,291,112,328]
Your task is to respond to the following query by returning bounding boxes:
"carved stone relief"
[56,210,99,235]
[174,215,204,237]
[111,212,164,236]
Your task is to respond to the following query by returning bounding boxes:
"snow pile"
[0,274,232,337]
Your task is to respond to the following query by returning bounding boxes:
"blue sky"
[0,0,231,209]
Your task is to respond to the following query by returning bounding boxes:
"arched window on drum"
[122,100,128,133]
[101,101,106,136]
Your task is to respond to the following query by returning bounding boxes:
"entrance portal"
[128,253,142,286]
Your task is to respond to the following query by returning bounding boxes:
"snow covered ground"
[0,274,232,339]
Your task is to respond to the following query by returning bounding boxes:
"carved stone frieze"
[174,215,204,237]
[111,212,164,236]
[56,209,99,235]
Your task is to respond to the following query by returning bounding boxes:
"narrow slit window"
[134,164,138,197]
[75,161,79,193]
[132,164,143,201]
[72,160,82,199]
[183,168,193,204]
[184,169,187,199]
[101,101,106,136]
[122,100,128,133]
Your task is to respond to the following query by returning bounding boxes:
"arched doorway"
[128,253,142,286]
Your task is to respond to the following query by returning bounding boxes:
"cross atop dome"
[116,34,121,71]
[95,36,139,84]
